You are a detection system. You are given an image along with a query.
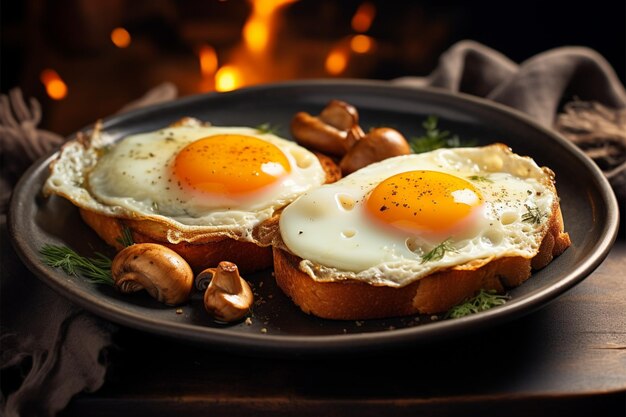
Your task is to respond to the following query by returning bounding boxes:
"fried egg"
[44,119,327,243]
[279,143,558,287]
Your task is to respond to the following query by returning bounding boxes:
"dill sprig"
[40,244,114,286]
[255,122,280,135]
[445,289,510,319]
[116,226,134,247]
[421,238,458,264]
[521,205,547,225]
[409,115,474,154]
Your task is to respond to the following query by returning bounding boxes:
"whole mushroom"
[339,127,411,175]
[198,261,254,323]
[111,243,194,306]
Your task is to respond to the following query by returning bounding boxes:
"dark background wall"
[1,0,624,135]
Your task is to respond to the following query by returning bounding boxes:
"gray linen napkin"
[0,84,177,417]
[1,41,624,416]
[394,40,626,206]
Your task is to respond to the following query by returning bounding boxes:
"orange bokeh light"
[198,44,218,77]
[325,48,348,75]
[215,65,244,91]
[111,27,131,48]
[351,2,376,33]
[350,34,373,53]
[40,69,68,100]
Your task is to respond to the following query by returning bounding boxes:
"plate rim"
[8,79,620,354]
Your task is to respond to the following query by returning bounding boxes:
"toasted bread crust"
[79,152,341,274]
[79,208,274,273]
[273,203,571,320]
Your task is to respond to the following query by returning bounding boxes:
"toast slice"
[43,115,342,274]
[76,151,340,273]
[272,191,571,320]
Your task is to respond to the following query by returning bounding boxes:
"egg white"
[279,144,557,287]
[44,120,327,243]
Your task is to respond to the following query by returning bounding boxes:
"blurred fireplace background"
[1,0,624,136]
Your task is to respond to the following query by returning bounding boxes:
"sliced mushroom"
[111,243,194,306]
[320,99,361,131]
[339,127,411,175]
[200,261,253,323]
[290,100,364,156]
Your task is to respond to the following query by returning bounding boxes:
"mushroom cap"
[111,243,194,306]
[340,127,411,175]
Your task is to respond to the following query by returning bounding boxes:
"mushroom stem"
[201,261,253,323]
[209,262,243,293]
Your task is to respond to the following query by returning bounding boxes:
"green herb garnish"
[421,238,457,264]
[255,122,280,135]
[40,244,114,286]
[445,289,509,319]
[467,175,493,183]
[521,205,547,225]
[409,116,474,153]
[116,226,134,247]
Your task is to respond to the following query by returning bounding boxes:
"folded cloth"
[0,84,178,417]
[1,41,624,416]
[394,40,626,206]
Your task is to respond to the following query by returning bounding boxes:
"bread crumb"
[245,317,253,326]
[260,327,268,334]
[430,315,439,321]
[175,308,183,315]
[355,320,364,327]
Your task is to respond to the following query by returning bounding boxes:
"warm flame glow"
[40,69,68,100]
[198,44,218,77]
[215,65,244,91]
[350,34,373,53]
[243,20,269,54]
[243,0,297,54]
[351,2,376,32]
[325,47,348,75]
[111,27,131,48]
[201,0,297,93]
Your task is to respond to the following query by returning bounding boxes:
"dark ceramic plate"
[8,80,619,355]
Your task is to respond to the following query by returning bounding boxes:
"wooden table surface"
[57,232,626,417]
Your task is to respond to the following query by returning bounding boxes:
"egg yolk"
[173,134,291,196]
[365,170,483,233]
